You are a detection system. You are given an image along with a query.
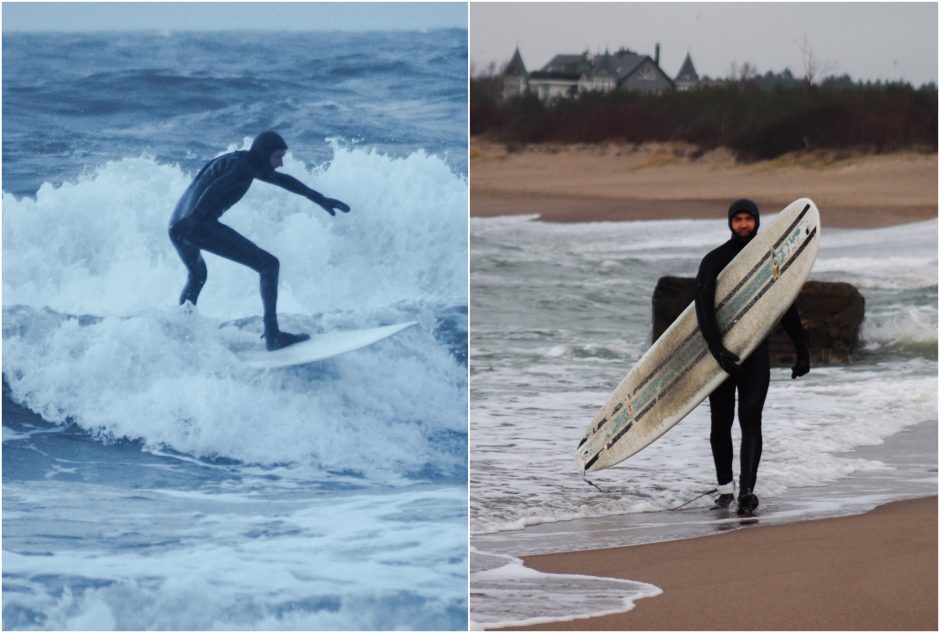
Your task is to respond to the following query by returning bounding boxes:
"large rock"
[651,276,865,365]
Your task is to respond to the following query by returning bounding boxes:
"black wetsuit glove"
[713,347,743,376]
[791,345,810,379]
[323,198,350,214]
[307,191,350,216]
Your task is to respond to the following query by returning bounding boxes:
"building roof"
[503,47,527,76]
[534,53,592,78]
[591,48,647,79]
[525,47,675,91]
[676,52,699,82]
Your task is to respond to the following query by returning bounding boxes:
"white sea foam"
[4,482,467,630]
[4,145,468,474]
[4,143,467,317]
[4,306,465,474]
[468,548,661,630]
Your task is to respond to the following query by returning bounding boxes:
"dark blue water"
[4,30,468,197]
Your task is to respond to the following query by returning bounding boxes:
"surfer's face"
[270,149,286,169]
[731,212,756,238]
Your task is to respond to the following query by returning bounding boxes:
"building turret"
[675,52,700,91]
[502,46,529,99]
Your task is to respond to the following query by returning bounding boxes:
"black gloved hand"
[323,198,350,214]
[714,348,743,376]
[308,192,350,216]
[791,350,810,379]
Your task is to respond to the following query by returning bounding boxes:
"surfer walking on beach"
[168,131,349,351]
[694,199,810,516]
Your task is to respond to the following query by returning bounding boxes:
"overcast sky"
[471,2,937,86]
[3,2,467,32]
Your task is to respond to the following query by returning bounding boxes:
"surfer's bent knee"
[168,219,191,243]
[258,252,279,276]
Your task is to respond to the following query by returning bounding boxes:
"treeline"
[471,78,938,160]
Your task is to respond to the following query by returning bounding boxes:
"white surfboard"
[576,198,820,474]
[239,321,419,369]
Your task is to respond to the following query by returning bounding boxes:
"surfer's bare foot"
[265,331,310,351]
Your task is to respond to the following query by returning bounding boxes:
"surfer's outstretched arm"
[781,304,810,378]
[258,171,351,216]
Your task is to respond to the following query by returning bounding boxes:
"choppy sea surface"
[469,213,938,629]
[3,30,468,630]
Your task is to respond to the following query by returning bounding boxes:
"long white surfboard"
[239,321,418,369]
[576,198,820,474]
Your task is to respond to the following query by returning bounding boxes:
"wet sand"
[470,141,938,228]
[497,496,937,631]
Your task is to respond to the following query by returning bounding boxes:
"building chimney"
[655,43,660,66]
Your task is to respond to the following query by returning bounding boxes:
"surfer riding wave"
[168,131,350,351]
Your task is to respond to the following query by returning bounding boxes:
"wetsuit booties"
[263,314,310,351]
[737,488,759,516]
[713,493,735,510]
[712,482,735,510]
[265,330,310,351]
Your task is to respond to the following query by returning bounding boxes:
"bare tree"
[739,61,759,82]
[728,61,759,83]
[798,35,836,87]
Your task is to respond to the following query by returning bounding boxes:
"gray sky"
[471,2,938,86]
[3,2,467,32]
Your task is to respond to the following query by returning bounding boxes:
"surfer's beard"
[730,230,757,250]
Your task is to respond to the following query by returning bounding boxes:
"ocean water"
[468,213,937,628]
[3,30,468,630]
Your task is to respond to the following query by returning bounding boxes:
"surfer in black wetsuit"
[169,131,349,351]
[694,199,810,516]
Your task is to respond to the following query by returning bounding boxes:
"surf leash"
[669,488,718,511]
[582,478,607,493]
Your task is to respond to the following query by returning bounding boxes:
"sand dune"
[471,141,938,227]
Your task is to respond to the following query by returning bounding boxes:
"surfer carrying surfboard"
[168,131,350,351]
[694,199,811,516]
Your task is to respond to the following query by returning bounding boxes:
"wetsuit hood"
[728,198,760,249]
[249,131,288,172]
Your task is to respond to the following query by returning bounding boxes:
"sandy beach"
[495,496,937,631]
[470,141,938,227]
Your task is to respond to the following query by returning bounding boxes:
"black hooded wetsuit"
[694,199,809,496]
[168,131,342,347]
